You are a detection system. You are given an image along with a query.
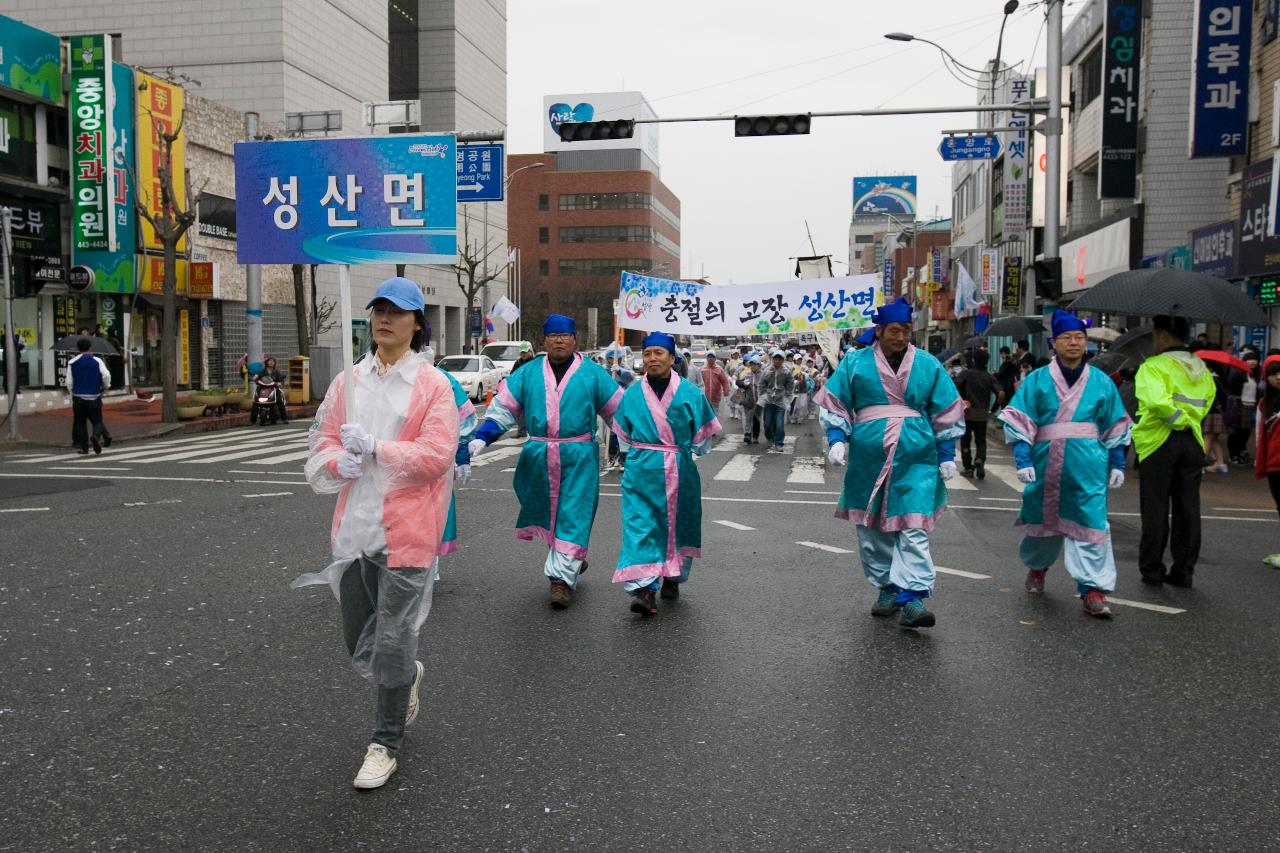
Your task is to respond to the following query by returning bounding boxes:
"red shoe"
[1082,589,1113,619]
[1024,569,1047,594]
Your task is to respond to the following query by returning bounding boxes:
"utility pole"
[1041,0,1064,309]
[244,111,264,374]
[2,206,19,441]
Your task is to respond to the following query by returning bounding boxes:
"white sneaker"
[352,743,397,789]
[405,660,425,725]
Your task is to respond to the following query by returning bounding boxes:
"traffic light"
[734,114,811,137]
[1032,257,1063,302]
[557,119,635,142]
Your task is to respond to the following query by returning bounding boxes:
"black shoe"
[102,434,112,447]
[578,561,587,576]
[1139,573,1165,587]
[975,460,985,480]
[630,587,657,616]
[90,436,101,455]
[1165,573,1193,588]
[660,577,680,600]
[961,467,975,478]
[76,448,89,455]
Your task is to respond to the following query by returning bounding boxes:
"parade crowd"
[295,276,1273,789]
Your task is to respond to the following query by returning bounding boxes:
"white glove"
[455,463,472,485]
[939,461,957,481]
[1016,467,1037,484]
[467,438,487,458]
[340,423,375,456]
[336,450,363,480]
[827,442,847,466]
[1108,469,1125,489]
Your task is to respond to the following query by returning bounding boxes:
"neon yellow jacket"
[1132,350,1216,460]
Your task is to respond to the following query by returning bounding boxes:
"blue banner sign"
[882,257,895,299]
[456,142,504,202]
[938,134,1002,161]
[1189,219,1237,278]
[1190,0,1252,158]
[234,134,458,264]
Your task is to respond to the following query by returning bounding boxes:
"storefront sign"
[0,15,63,105]
[1238,159,1280,277]
[1190,1,1251,158]
[69,34,115,252]
[197,193,237,241]
[1002,77,1031,240]
[882,258,895,299]
[1058,217,1134,294]
[67,266,95,291]
[52,296,76,386]
[189,261,219,299]
[234,134,458,264]
[76,62,138,294]
[179,309,190,385]
[1189,220,1236,279]
[1100,0,1141,198]
[137,71,187,253]
[140,256,188,295]
[0,194,62,285]
[1001,256,1023,311]
[980,249,1001,295]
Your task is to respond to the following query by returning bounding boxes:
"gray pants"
[339,556,426,752]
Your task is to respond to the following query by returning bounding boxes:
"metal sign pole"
[338,264,356,423]
[2,207,20,441]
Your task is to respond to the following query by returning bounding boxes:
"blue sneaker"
[899,599,936,628]
[870,586,900,617]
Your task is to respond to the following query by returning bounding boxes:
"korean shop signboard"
[233,134,458,264]
[68,34,115,252]
[1099,1,1141,199]
[0,15,63,105]
[137,70,186,252]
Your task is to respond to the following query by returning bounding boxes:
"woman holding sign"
[294,277,460,790]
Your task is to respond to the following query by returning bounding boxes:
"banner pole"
[338,264,356,423]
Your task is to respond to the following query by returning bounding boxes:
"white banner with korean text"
[617,271,881,336]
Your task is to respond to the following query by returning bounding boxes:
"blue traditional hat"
[642,331,677,355]
[543,314,576,335]
[855,327,877,347]
[1050,309,1087,338]
[366,277,424,312]
[871,296,913,326]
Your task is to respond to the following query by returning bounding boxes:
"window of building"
[559,225,652,243]
[558,192,650,210]
[854,234,874,244]
[1075,44,1103,111]
[538,227,549,244]
[0,97,37,181]
[538,194,549,211]
[538,259,549,275]
[558,258,653,276]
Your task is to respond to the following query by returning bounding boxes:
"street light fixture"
[882,33,987,77]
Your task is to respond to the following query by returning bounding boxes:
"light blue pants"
[1020,529,1116,595]
[855,526,935,594]
[545,549,586,587]
[623,556,694,593]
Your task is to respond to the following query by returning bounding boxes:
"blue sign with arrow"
[456,142,505,202]
[938,134,1001,161]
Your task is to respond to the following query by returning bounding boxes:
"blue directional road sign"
[938,134,1002,161]
[456,142,505,202]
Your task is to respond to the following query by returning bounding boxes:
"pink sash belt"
[530,433,593,443]
[1036,422,1099,441]
[855,404,923,423]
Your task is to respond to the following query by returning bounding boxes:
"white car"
[437,354,502,403]
[481,341,533,378]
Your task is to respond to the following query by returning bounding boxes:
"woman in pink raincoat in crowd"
[294,277,459,790]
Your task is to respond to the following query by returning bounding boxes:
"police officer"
[1134,315,1216,587]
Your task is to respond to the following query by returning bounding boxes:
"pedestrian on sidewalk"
[814,297,965,629]
[759,349,795,452]
[998,310,1133,619]
[953,353,1003,479]
[699,351,733,417]
[735,354,763,444]
[1253,356,1280,568]
[1134,315,1216,588]
[294,277,460,790]
[466,314,622,609]
[611,333,721,615]
[66,337,113,455]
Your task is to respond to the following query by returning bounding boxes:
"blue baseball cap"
[366,277,424,312]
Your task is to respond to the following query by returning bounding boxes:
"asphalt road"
[1,416,1278,852]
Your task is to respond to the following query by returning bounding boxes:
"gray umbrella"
[982,315,1047,338]
[1068,267,1267,325]
[51,334,118,355]
[1088,350,1134,374]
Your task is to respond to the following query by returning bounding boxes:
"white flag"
[953,262,984,318]
[507,247,518,264]
[489,296,521,325]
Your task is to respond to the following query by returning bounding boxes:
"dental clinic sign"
[234,134,458,265]
[69,34,115,253]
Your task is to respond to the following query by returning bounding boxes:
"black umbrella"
[1068,267,1267,326]
[982,315,1047,337]
[1109,324,1154,359]
[963,335,987,348]
[1088,350,1133,374]
[51,334,118,355]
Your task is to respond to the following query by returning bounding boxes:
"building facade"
[508,151,681,349]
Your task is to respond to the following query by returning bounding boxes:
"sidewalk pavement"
[0,395,320,449]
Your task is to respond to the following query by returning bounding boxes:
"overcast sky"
[507,0,1066,284]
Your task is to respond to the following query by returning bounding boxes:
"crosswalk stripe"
[980,463,1028,494]
[181,439,310,464]
[124,435,305,464]
[935,566,991,579]
[782,436,796,454]
[472,446,523,467]
[1108,597,1186,615]
[786,456,825,484]
[712,434,743,452]
[713,519,756,531]
[241,449,313,465]
[72,430,301,464]
[8,430,256,463]
[714,453,759,481]
[797,540,854,554]
[946,476,977,491]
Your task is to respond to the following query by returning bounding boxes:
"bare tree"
[451,214,501,354]
[133,106,204,423]
[291,264,309,357]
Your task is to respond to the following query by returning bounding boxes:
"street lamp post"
[493,161,545,343]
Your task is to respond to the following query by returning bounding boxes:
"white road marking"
[786,456,826,484]
[786,489,840,496]
[713,519,756,531]
[233,479,316,486]
[1211,507,1273,513]
[714,454,759,481]
[123,499,183,507]
[501,467,516,472]
[935,566,992,580]
[1108,597,1186,615]
[980,497,1022,502]
[471,446,523,467]
[47,466,132,471]
[241,449,313,465]
[946,476,977,491]
[796,540,854,554]
[241,492,293,498]
[782,435,797,454]
[980,463,1029,493]
[95,433,294,463]
[227,469,306,476]
[0,506,50,513]
[712,434,744,452]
